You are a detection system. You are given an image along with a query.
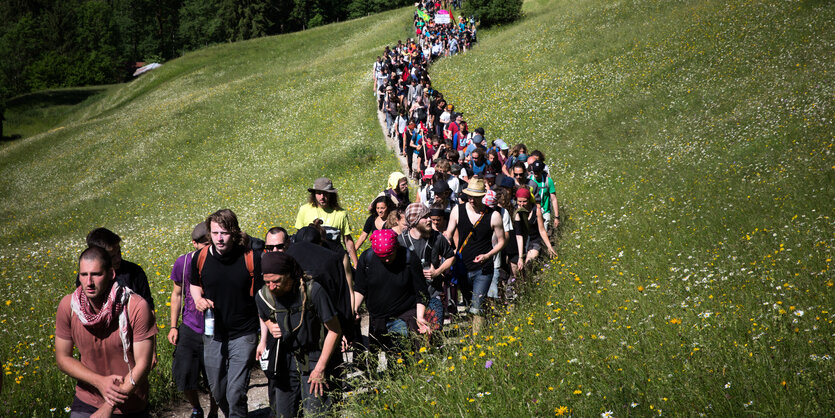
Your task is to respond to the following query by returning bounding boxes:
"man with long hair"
[294,178,358,266]
[189,209,263,417]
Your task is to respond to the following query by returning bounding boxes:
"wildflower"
[419,346,427,353]
[602,410,614,418]
[794,310,804,317]
[724,382,731,389]
[573,390,582,395]
[555,406,569,416]
[64,407,71,413]
[485,360,493,368]
[743,400,753,408]
[630,402,639,408]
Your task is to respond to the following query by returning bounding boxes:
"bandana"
[482,190,497,208]
[516,187,533,200]
[71,281,133,368]
[371,229,398,258]
[404,203,430,228]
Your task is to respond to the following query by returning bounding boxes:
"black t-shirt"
[354,247,428,319]
[397,230,454,291]
[363,214,383,234]
[189,245,262,341]
[255,281,335,358]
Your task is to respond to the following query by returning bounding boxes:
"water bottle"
[204,308,215,337]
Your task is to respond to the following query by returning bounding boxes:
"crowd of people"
[53,2,561,417]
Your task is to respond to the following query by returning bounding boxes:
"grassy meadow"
[0,0,832,416]
[0,8,411,415]
[341,0,834,416]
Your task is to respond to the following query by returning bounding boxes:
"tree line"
[0,0,412,102]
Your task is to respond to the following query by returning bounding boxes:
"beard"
[416,221,433,238]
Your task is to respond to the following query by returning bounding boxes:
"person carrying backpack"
[256,252,342,417]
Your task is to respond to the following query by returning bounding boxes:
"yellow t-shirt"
[294,203,353,236]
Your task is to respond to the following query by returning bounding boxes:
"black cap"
[530,160,546,173]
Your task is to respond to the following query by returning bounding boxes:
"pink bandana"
[371,229,398,258]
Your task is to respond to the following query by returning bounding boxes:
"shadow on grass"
[7,87,108,109]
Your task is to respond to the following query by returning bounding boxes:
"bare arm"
[474,211,505,263]
[256,318,268,361]
[537,206,556,257]
[344,234,358,267]
[342,253,356,317]
[354,231,369,252]
[167,283,182,345]
[55,337,128,407]
[444,207,458,243]
[308,317,342,396]
[190,284,213,312]
[550,193,560,227]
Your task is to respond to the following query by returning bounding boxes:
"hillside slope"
[343,0,834,415]
[0,9,410,414]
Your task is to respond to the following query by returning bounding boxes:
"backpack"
[196,246,256,297]
[257,277,325,377]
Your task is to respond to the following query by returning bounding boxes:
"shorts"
[525,239,542,254]
[172,324,207,392]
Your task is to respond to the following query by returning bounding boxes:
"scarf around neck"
[71,281,134,365]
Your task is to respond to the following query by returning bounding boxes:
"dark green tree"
[462,0,523,28]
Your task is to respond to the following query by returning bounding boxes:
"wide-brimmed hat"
[308,177,337,194]
[462,178,487,197]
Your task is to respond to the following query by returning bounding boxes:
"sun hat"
[462,178,487,197]
[494,139,509,150]
[422,167,436,180]
[308,177,337,194]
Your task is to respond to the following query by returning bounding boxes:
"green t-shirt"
[294,203,353,236]
[531,175,556,215]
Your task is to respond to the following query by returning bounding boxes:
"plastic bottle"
[204,308,215,337]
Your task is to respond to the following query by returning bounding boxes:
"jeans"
[467,268,492,315]
[203,333,257,418]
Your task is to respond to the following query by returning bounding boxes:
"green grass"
[340,0,834,416]
[0,8,411,415]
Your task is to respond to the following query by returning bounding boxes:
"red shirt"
[55,294,157,414]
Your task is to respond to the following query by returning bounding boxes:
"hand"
[423,267,435,279]
[547,247,557,258]
[516,259,524,271]
[308,368,329,397]
[96,375,128,406]
[341,336,349,353]
[553,218,560,228]
[473,253,489,264]
[265,320,282,339]
[167,327,178,345]
[194,297,214,312]
[416,316,431,335]
[256,341,266,361]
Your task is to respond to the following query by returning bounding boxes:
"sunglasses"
[264,244,285,252]
[514,172,526,178]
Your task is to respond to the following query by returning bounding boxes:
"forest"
[0,0,411,102]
